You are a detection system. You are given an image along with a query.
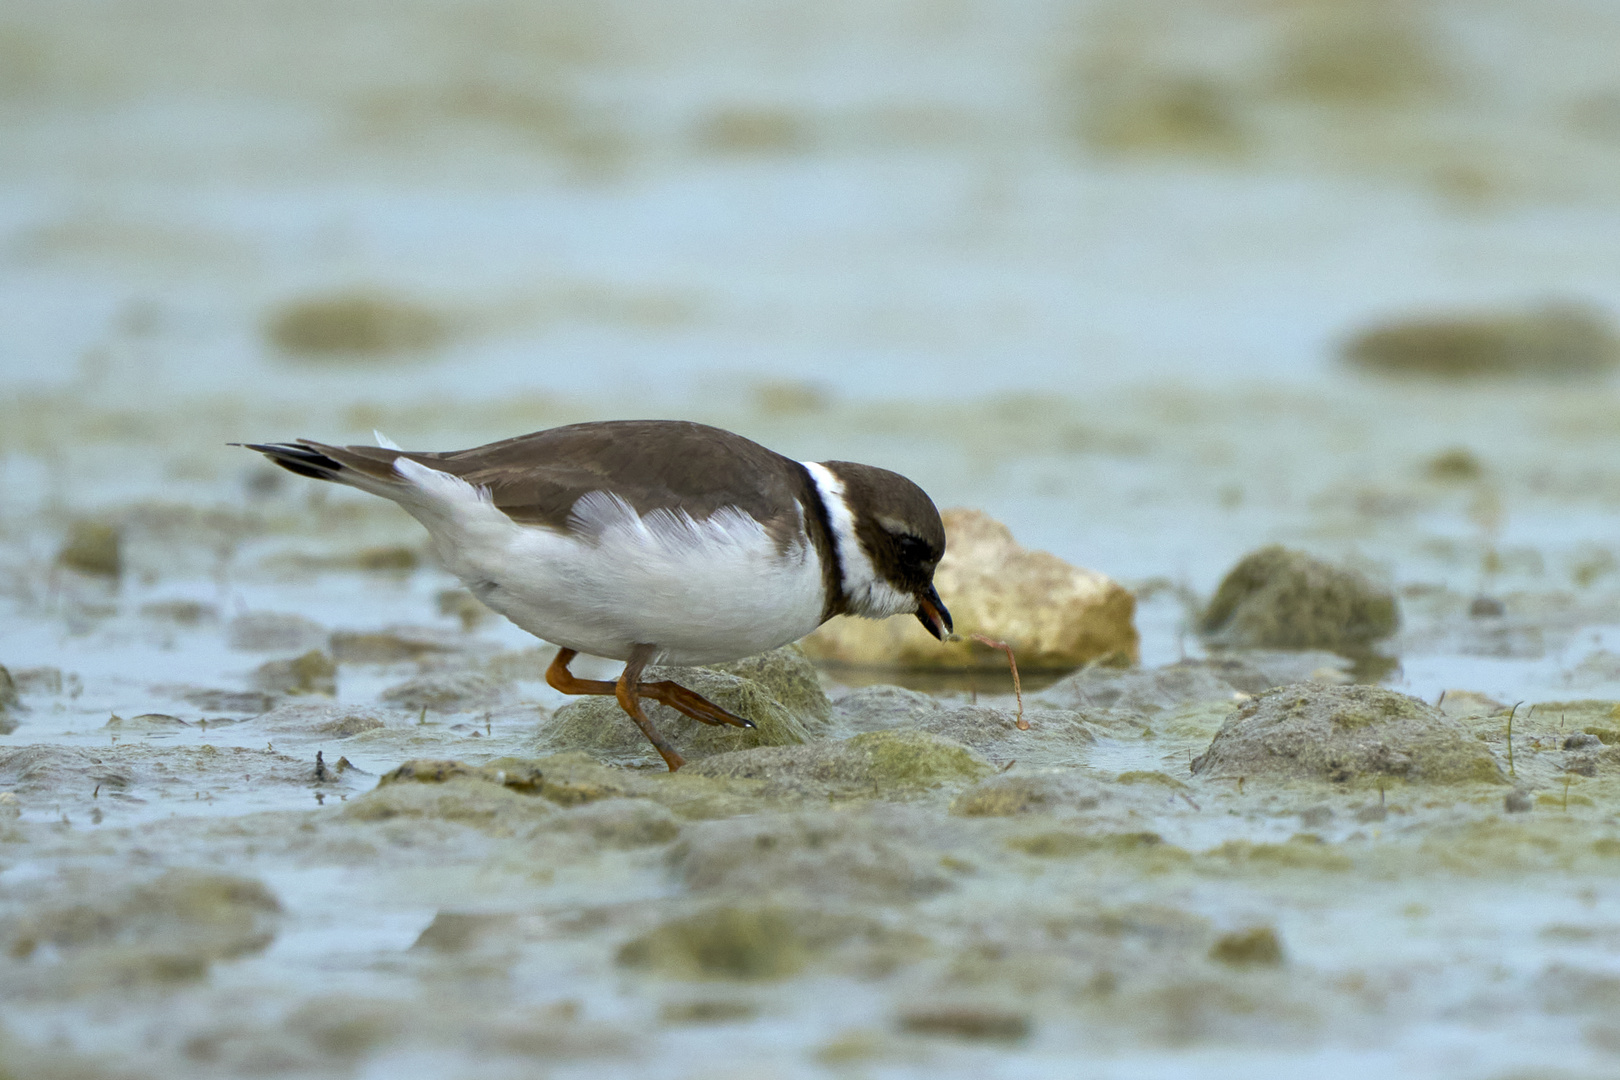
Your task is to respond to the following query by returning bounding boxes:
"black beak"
[915,584,952,641]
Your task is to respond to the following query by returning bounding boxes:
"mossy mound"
[618,904,897,981]
[1342,303,1620,379]
[2,870,280,994]
[1200,546,1398,651]
[265,291,449,357]
[252,649,336,697]
[346,758,560,834]
[682,730,992,799]
[542,646,831,765]
[1191,684,1507,786]
[56,519,122,578]
[833,686,1091,767]
[0,664,17,735]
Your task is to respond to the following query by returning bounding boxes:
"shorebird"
[241,420,951,769]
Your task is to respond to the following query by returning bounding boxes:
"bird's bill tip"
[915,586,952,641]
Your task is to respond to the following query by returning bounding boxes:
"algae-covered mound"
[1191,684,1506,785]
[252,649,337,697]
[1200,546,1398,651]
[381,671,502,712]
[2,870,281,994]
[345,757,560,834]
[1342,303,1620,379]
[683,730,992,799]
[56,518,122,578]
[618,904,906,981]
[542,645,831,765]
[801,508,1138,670]
[833,685,1091,766]
[265,290,450,357]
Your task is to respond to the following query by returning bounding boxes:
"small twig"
[1177,791,1202,812]
[1506,701,1522,778]
[971,634,1026,729]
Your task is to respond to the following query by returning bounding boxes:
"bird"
[238,420,952,770]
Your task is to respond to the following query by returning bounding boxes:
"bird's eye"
[896,535,929,563]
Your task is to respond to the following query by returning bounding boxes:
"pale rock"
[799,508,1137,671]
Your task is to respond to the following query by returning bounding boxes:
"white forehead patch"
[801,461,915,620]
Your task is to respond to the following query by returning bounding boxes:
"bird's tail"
[235,440,412,500]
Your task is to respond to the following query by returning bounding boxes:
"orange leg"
[545,647,755,771]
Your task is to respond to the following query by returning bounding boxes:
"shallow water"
[6,0,1620,1076]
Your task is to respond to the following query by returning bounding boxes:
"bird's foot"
[643,681,756,729]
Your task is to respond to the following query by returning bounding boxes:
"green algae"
[1209,926,1285,967]
[616,906,813,981]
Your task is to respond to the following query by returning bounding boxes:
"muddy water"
[7,0,1620,1076]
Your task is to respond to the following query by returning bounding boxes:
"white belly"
[389,463,826,665]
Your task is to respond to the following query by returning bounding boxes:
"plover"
[240,420,952,769]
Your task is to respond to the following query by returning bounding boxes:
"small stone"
[1563,733,1602,751]
[1504,790,1533,813]
[1469,595,1506,618]
[1200,546,1398,651]
[56,519,122,578]
[1209,926,1284,967]
[800,508,1138,670]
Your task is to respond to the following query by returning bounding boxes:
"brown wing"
[392,420,808,540]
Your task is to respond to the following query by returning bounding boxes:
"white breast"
[386,458,827,665]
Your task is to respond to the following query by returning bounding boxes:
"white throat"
[800,461,915,620]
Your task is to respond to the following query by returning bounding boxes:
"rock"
[252,650,337,696]
[0,664,18,735]
[1209,926,1284,967]
[411,911,520,953]
[1200,546,1398,651]
[265,290,450,357]
[229,612,327,652]
[56,519,122,578]
[615,905,814,980]
[800,508,1138,670]
[541,646,831,765]
[106,712,190,731]
[330,626,464,663]
[618,902,917,982]
[682,730,992,798]
[1191,684,1507,785]
[381,671,501,712]
[1343,303,1620,379]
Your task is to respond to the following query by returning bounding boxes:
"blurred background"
[4,0,1620,689]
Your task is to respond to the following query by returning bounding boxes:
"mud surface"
[8,0,1620,1077]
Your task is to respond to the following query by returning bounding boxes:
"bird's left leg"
[615,644,686,771]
